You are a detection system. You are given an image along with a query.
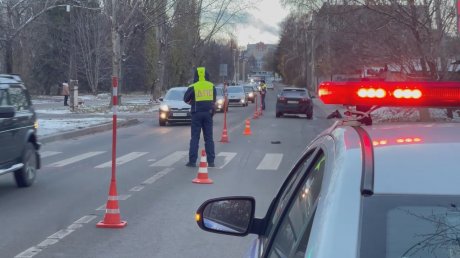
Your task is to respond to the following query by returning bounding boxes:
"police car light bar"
[318,81,460,107]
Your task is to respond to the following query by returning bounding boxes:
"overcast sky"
[235,0,289,46]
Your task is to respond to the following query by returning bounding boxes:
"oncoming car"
[227,86,248,107]
[215,86,228,112]
[276,87,313,119]
[244,85,256,103]
[195,81,460,258]
[158,87,191,126]
[0,75,40,187]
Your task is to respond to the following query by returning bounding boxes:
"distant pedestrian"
[184,67,216,168]
[62,81,70,106]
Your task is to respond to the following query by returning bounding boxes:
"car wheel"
[14,142,37,187]
[276,112,282,118]
[159,119,166,126]
[306,113,313,119]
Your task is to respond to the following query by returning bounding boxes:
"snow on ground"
[37,117,116,137]
[372,107,460,123]
[35,109,72,115]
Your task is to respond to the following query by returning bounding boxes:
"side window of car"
[266,149,317,235]
[268,152,326,258]
[8,86,29,111]
[0,89,8,106]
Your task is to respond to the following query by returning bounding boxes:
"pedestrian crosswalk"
[42,150,285,171]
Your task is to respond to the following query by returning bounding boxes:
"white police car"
[196,81,460,258]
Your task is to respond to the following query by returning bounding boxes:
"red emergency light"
[318,81,460,107]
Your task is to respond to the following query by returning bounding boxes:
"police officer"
[260,80,267,110]
[184,67,217,167]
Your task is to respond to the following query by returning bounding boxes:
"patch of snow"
[36,109,72,115]
[37,117,118,137]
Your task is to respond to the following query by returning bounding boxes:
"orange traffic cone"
[96,180,127,228]
[220,127,229,143]
[192,150,213,184]
[243,119,252,135]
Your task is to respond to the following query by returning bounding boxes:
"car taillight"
[278,96,286,102]
[300,98,310,102]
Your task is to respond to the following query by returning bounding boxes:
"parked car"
[158,87,191,126]
[215,86,228,112]
[276,87,313,119]
[0,74,41,187]
[195,80,460,258]
[227,86,248,107]
[243,85,256,103]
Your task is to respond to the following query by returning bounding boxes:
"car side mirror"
[196,196,255,236]
[0,106,16,118]
[158,97,164,102]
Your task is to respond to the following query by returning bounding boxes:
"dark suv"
[0,74,40,187]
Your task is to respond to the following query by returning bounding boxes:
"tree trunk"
[5,40,13,73]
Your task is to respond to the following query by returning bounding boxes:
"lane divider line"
[142,168,174,184]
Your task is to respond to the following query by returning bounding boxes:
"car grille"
[170,108,190,111]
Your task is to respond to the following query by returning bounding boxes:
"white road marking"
[73,215,97,224]
[40,151,62,158]
[47,229,74,240]
[150,151,187,167]
[256,153,283,170]
[148,158,157,162]
[130,185,144,192]
[67,224,83,230]
[143,168,174,184]
[96,204,106,211]
[37,239,58,248]
[217,152,237,169]
[95,152,148,168]
[15,247,41,258]
[48,151,105,167]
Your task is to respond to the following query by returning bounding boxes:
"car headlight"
[249,92,254,97]
[241,98,246,103]
[34,120,39,129]
[217,99,224,105]
[160,104,169,112]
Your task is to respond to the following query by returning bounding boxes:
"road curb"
[40,118,140,144]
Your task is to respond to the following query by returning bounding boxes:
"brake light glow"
[319,81,460,107]
[278,96,286,101]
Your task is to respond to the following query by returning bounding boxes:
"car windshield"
[360,195,460,258]
[164,89,186,101]
[215,87,224,97]
[281,89,307,97]
[243,87,253,93]
[227,87,243,94]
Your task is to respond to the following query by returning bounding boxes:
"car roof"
[336,123,460,195]
[168,86,188,91]
[282,87,306,91]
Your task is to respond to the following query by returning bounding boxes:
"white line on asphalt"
[15,246,41,258]
[67,224,83,230]
[37,239,58,248]
[48,151,106,167]
[256,153,283,170]
[95,152,148,168]
[96,204,106,211]
[130,185,144,192]
[150,151,187,167]
[217,152,237,169]
[73,215,97,224]
[47,229,75,240]
[143,168,174,184]
[40,151,62,158]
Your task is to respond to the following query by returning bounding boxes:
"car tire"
[276,112,282,118]
[14,142,37,188]
[306,113,313,119]
[159,119,166,126]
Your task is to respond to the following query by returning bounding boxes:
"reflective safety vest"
[193,81,214,102]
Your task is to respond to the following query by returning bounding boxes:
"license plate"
[173,113,187,117]
[287,101,298,104]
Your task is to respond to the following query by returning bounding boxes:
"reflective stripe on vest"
[193,81,214,102]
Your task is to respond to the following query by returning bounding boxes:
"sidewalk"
[33,93,159,143]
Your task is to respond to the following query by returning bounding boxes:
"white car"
[195,80,460,258]
[227,86,248,107]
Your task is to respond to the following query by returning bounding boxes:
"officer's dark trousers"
[261,94,266,110]
[189,111,215,164]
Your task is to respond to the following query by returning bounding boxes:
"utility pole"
[111,0,121,104]
[233,48,236,83]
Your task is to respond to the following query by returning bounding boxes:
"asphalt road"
[0,84,333,258]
